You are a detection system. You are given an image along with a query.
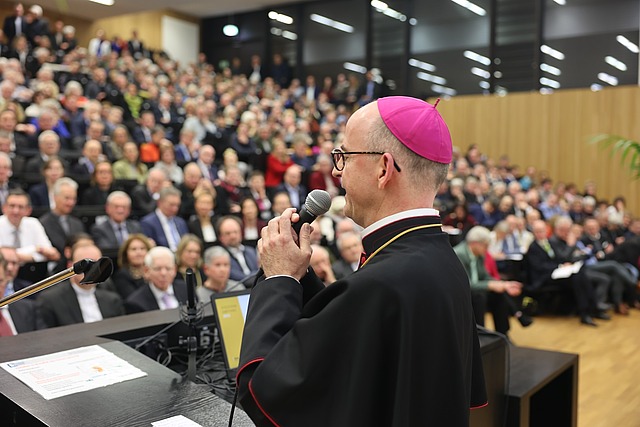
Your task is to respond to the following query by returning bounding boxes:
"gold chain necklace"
[360,223,443,268]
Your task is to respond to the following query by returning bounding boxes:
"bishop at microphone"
[237,96,486,427]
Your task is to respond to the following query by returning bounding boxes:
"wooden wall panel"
[435,86,640,216]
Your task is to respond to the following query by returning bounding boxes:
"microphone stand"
[180,268,200,382]
[0,258,113,308]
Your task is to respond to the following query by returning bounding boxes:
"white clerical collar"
[362,208,440,239]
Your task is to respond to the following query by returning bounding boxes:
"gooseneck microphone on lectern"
[0,257,114,308]
[292,190,333,234]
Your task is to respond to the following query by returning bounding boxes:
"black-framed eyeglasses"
[331,149,401,172]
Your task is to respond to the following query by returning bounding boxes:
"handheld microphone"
[292,190,332,234]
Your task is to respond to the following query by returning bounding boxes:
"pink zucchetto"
[377,96,452,164]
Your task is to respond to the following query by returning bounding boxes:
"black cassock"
[238,215,487,426]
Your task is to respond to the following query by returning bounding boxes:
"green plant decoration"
[591,134,640,179]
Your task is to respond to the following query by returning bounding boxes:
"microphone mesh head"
[305,190,332,216]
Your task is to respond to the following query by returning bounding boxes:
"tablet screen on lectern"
[211,290,251,370]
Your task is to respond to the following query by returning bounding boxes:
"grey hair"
[106,191,131,205]
[53,177,78,195]
[203,246,230,266]
[144,246,175,267]
[465,226,492,244]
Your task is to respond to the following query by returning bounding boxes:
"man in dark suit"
[526,219,602,326]
[127,30,145,59]
[0,153,21,210]
[71,139,102,178]
[0,109,30,158]
[217,215,259,281]
[91,191,142,251]
[331,231,363,280]
[131,110,156,144]
[124,246,188,314]
[140,186,188,251]
[0,253,46,335]
[23,130,68,174]
[2,3,25,45]
[37,244,124,328]
[274,164,307,211]
[39,177,86,271]
[131,167,168,216]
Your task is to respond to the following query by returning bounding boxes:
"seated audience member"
[174,128,200,163]
[71,139,103,178]
[37,244,124,327]
[0,152,19,209]
[23,130,68,174]
[188,191,220,245]
[130,167,169,216]
[247,170,272,221]
[131,109,156,144]
[197,246,245,301]
[289,133,315,171]
[175,234,205,288]
[215,165,251,214]
[217,215,259,281]
[124,246,188,313]
[578,218,638,315]
[112,234,152,300]
[155,140,183,185]
[112,141,149,184]
[270,191,292,218]
[80,161,119,206]
[308,154,341,198]
[331,231,363,280]
[454,226,527,336]
[140,186,188,251]
[310,244,336,286]
[525,219,604,326]
[105,124,130,161]
[275,164,307,211]
[91,191,142,251]
[177,162,213,219]
[539,193,567,221]
[0,246,30,296]
[28,156,65,209]
[39,177,85,259]
[264,138,294,194]
[0,252,46,334]
[239,197,266,245]
[0,189,60,263]
[196,144,219,184]
[442,203,477,244]
[550,217,611,315]
[139,125,165,164]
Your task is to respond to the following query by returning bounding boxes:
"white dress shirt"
[155,209,180,251]
[0,216,55,262]
[71,283,103,323]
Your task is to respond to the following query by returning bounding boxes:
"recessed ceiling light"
[471,67,490,79]
[431,84,457,97]
[417,72,447,85]
[605,56,627,72]
[552,0,566,5]
[89,0,114,5]
[540,63,561,76]
[450,0,486,16]
[541,44,565,60]
[343,62,367,74]
[268,11,293,25]
[616,35,639,53]
[540,77,560,89]
[598,72,618,86]
[310,14,354,33]
[463,50,491,66]
[408,58,436,72]
[223,24,239,37]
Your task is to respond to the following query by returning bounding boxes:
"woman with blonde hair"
[175,234,206,289]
